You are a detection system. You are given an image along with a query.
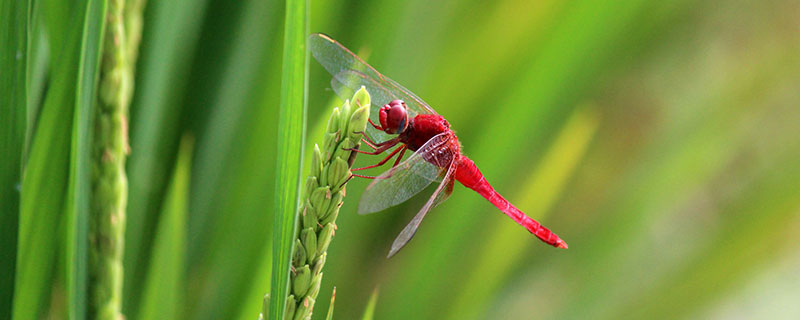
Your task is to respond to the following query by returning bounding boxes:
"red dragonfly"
[309,33,568,257]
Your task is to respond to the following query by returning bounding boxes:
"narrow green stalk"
[324,287,336,320]
[66,0,109,317]
[267,0,308,318]
[262,88,370,320]
[90,0,145,318]
[288,88,369,320]
[0,0,28,316]
[361,288,379,320]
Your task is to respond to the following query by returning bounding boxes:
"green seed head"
[317,223,335,255]
[312,252,327,275]
[283,295,297,320]
[302,201,317,230]
[303,176,318,199]
[301,228,317,264]
[352,86,371,110]
[349,105,370,141]
[276,88,372,320]
[319,164,330,187]
[292,265,311,297]
[327,107,340,134]
[293,296,315,320]
[307,272,323,300]
[328,157,350,192]
[322,132,337,161]
[330,191,343,212]
[339,99,352,134]
[334,139,356,164]
[292,239,306,266]
[320,205,340,225]
[310,186,331,218]
[311,145,323,179]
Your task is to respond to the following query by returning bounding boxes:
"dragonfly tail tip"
[556,241,568,249]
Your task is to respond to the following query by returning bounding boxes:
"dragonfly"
[308,33,568,258]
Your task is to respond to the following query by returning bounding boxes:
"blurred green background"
[5,0,800,319]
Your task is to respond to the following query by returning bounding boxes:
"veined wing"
[308,33,438,142]
[330,72,409,143]
[357,132,456,215]
[308,33,436,115]
[387,160,456,258]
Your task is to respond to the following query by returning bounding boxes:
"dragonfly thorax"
[379,100,409,134]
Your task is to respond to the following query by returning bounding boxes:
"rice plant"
[2,0,799,319]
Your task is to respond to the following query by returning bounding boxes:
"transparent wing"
[308,33,436,115]
[387,161,457,258]
[357,132,456,215]
[308,33,438,142]
[330,72,406,143]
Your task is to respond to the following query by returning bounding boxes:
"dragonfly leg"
[368,118,383,131]
[337,174,356,188]
[354,134,386,150]
[354,133,395,147]
[375,146,408,179]
[360,137,379,150]
[352,145,405,171]
[345,138,400,155]
[392,146,407,168]
[342,169,393,187]
[350,173,378,179]
[346,171,395,181]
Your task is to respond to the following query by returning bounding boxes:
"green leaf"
[182,0,283,317]
[13,0,87,317]
[25,0,48,145]
[267,0,308,318]
[324,287,336,320]
[63,0,108,318]
[123,0,212,315]
[0,0,29,317]
[41,0,78,60]
[361,288,379,320]
[138,135,192,320]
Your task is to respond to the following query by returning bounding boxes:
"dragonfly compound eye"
[389,99,405,108]
[380,102,408,134]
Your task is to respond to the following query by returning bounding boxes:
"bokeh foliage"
[3,0,799,319]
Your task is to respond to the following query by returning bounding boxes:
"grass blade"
[65,0,108,318]
[325,287,336,320]
[361,288,379,320]
[25,0,47,149]
[123,0,211,315]
[266,0,308,318]
[137,136,192,320]
[180,0,282,318]
[0,0,29,317]
[227,26,286,320]
[281,89,370,320]
[13,1,87,317]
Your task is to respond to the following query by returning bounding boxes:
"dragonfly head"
[379,100,409,134]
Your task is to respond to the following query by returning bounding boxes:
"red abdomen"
[455,156,568,249]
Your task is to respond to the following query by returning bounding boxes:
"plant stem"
[262,87,371,320]
[90,0,145,318]
[267,0,308,317]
